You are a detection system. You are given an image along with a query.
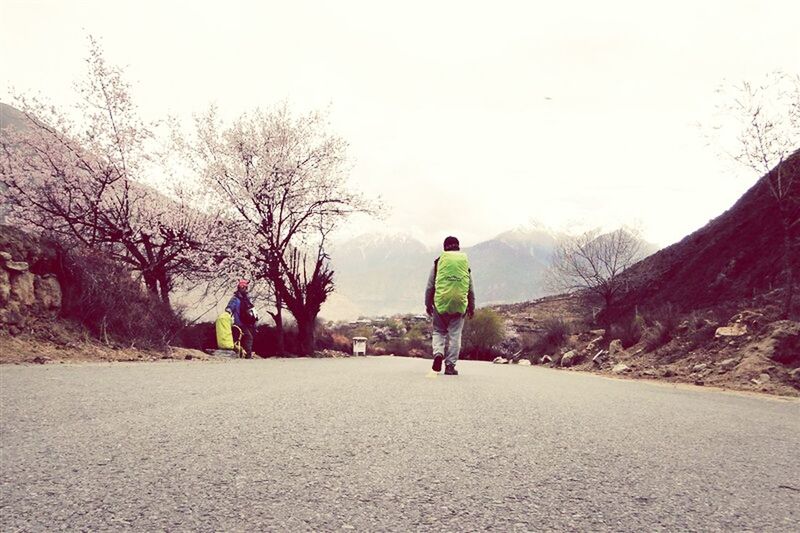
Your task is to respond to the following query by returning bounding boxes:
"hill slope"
[616,152,800,316]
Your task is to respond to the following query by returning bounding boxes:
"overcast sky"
[2,0,798,248]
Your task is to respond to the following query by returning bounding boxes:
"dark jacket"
[226,291,255,328]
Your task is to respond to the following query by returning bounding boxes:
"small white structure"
[352,337,367,356]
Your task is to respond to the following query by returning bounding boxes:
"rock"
[612,363,630,374]
[715,324,747,338]
[663,368,676,378]
[31,356,49,364]
[493,356,509,364]
[789,368,800,384]
[9,271,35,306]
[0,268,9,305]
[0,251,12,262]
[590,329,606,337]
[718,358,738,372]
[642,369,657,377]
[592,350,607,365]
[608,339,624,356]
[692,363,708,373]
[560,350,578,367]
[694,379,705,386]
[758,373,771,383]
[5,261,29,272]
[1,305,26,326]
[518,359,532,366]
[34,275,62,310]
[764,321,800,366]
[540,355,553,365]
[9,325,21,336]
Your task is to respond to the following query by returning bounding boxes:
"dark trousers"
[241,325,254,358]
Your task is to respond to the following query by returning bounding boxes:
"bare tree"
[712,71,800,317]
[549,227,646,325]
[0,37,216,304]
[177,105,373,354]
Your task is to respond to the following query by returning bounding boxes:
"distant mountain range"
[323,226,566,321]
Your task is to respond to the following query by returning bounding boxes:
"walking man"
[226,279,257,358]
[425,236,475,375]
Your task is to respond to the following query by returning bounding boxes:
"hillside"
[615,151,800,317]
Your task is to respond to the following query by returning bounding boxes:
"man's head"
[237,279,249,293]
[443,236,460,251]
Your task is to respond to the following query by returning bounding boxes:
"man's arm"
[467,269,475,317]
[424,261,437,314]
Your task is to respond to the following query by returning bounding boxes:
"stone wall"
[0,225,63,334]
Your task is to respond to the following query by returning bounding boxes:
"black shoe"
[432,354,444,372]
[444,364,458,375]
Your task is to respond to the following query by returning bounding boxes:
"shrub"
[610,313,646,348]
[384,338,410,356]
[462,308,506,359]
[58,247,185,350]
[529,317,570,356]
[639,304,680,352]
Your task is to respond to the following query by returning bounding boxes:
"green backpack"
[434,251,470,314]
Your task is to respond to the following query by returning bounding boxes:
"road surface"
[1,357,799,531]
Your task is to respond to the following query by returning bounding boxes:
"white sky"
[2,0,798,248]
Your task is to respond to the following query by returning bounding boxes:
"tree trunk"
[143,272,159,298]
[273,292,285,355]
[295,313,316,356]
[157,271,171,306]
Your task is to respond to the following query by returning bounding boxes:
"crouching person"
[226,279,257,358]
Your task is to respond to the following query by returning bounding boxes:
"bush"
[641,304,681,352]
[384,338,410,356]
[59,247,185,350]
[529,317,570,356]
[462,308,506,359]
[610,313,646,348]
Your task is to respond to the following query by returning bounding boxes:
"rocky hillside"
[0,225,63,334]
[615,151,800,316]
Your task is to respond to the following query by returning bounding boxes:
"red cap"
[237,279,249,290]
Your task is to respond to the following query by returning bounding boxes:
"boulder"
[715,324,747,338]
[5,261,30,272]
[560,350,578,367]
[789,368,800,385]
[590,329,606,337]
[0,268,9,305]
[608,339,624,356]
[518,359,532,366]
[692,363,708,373]
[0,305,25,326]
[751,372,772,385]
[718,358,739,372]
[10,271,35,306]
[493,356,509,364]
[764,321,800,366]
[34,275,62,310]
[612,363,630,374]
[592,350,607,365]
[0,251,12,263]
[540,355,553,365]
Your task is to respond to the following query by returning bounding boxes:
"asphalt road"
[1,357,799,532]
